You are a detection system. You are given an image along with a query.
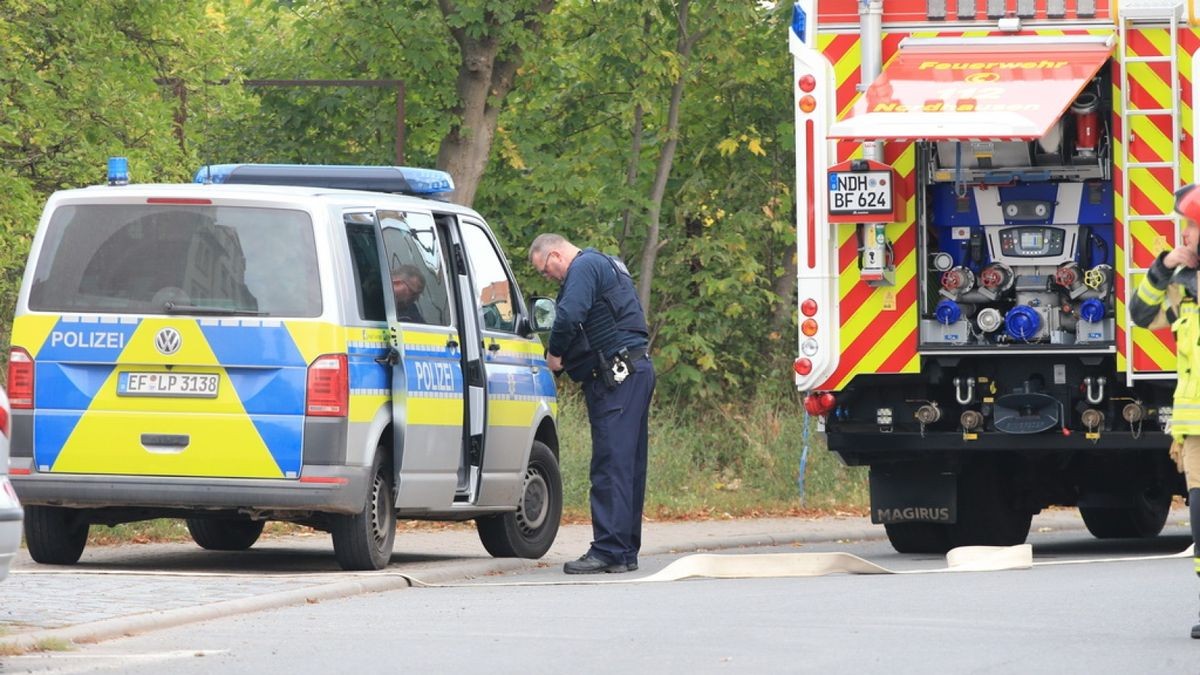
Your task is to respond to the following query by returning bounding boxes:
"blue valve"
[1079,298,1105,323]
[935,299,962,325]
[1005,305,1041,340]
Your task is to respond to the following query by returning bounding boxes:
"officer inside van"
[391,264,426,324]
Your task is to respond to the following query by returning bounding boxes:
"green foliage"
[555,386,869,517]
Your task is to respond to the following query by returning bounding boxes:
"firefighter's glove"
[1170,440,1186,474]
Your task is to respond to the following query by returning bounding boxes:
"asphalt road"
[3,515,1198,674]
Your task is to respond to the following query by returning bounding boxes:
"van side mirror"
[529,297,556,332]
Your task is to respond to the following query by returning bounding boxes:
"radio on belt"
[827,158,898,287]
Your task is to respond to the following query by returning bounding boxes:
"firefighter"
[1129,183,1200,638]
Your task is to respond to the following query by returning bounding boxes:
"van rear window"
[28,204,322,317]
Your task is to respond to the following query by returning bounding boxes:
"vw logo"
[154,327,182,355]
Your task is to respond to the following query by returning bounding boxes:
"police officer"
[1130,183,1200,638]
[529,233,654,574]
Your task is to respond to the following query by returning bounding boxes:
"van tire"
[186,517,265,551]
[24,505,89,565]
[476,441,562,558]
[331,450,396,571]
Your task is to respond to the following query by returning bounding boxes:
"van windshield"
[28,204,322,317]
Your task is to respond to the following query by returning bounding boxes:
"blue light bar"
[193,164,455,196]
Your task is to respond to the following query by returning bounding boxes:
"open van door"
[376,209,465,509]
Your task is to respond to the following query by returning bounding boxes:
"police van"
[7,161,562,571]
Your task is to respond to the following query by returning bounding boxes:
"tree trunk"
[436,0,556,207]
[619,103,643,260]
[637,0,695,313]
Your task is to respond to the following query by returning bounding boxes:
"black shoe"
[563,554,629,575]
[627,562,638,572]
[1192,623,1200,639]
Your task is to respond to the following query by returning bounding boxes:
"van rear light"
[306,354,348,417]
[0,401,7,438]
[8,347,33,409]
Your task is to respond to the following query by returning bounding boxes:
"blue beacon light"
[107,157,129,186]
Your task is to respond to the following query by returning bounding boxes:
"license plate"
[828,170,892,215]
[118,372,219,398]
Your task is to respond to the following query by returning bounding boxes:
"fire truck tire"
[331,449,396,571]
[1079,491,1171,539]
[949,466,1032,548]
[186,517,265,551]
[24,505,89,565]
[883,522,951,553]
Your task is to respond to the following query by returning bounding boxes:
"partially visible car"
[0,386,22,581]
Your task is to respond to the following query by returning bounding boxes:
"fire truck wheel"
[883,522,952,554]
[186,517,265,551]
[1079,490,1171,539]
[949,464,1032,548]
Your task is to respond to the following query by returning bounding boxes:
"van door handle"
[487,341,501,352]
[446,338,459,350]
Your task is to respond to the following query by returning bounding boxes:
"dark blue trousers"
[582,356,655,565]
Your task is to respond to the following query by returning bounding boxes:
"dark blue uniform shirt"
[548,248,648,382]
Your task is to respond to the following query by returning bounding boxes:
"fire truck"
[789,0,1198,552]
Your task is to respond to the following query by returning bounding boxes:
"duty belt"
[590,346,649,385]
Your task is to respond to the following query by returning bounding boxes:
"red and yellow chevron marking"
[818,32,919,391]
[1117,27,1200,373]
[816,27,1131,391]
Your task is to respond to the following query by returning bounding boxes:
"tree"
[435,0,557,206]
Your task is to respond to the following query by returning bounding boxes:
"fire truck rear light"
[798,74,816,92]
[801,299,818,317]
[799,95,817,113]
[306,354,349,417]
[8,347,33,409]
[0,402,7,438]
[877,408,894,425]
[801,319,818,337]
[801,338,819,356]
[804,392,837,416]
[794,357,812,376]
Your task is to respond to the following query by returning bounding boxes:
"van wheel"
[186,517,265,551]
[331,451,396,571]
[476,441,562,558]
[24,505,89,565]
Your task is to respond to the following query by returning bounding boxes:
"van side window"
[344,212,385,322]
[459,221,518,333]
[378,210,452,326]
